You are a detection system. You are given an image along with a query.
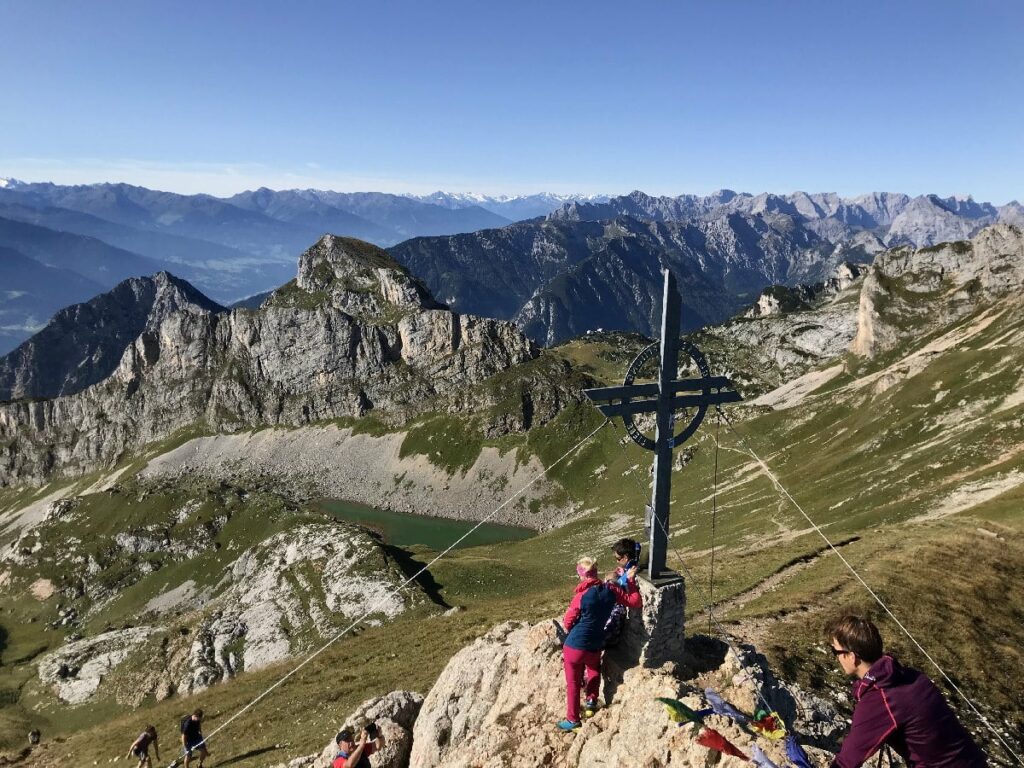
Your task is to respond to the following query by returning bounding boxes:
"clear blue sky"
[1,1,1022,202]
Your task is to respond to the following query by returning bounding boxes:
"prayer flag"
[704,687,751,723]
[696,727,749,760]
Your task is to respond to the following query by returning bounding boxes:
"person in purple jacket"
[826,615,986,768]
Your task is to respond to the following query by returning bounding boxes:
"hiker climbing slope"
[558,556,642,731]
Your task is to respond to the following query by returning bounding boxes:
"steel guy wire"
[714,405,1023,767]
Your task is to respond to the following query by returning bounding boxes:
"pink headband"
[576,563,597,579]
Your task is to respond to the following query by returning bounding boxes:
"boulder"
[408,620,840,768]
[312,690,424,768]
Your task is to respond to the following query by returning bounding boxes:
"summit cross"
[583,269,742,579]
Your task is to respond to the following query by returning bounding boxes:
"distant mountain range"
[405,192,611,221]
[2,178,1020,354]
[0,180,601,353]
[389,190,1024,344]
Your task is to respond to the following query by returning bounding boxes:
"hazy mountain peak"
[0,272,223,401]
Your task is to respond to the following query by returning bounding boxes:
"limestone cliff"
[0,235,542,486]
[852,224,1024,358]
[279,620,842,768]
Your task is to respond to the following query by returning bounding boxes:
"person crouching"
[558,556,642,731]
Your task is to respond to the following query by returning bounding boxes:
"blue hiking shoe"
[557,719,581,731]
[583,699,600,717]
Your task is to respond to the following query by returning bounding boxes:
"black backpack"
[603,603,627,647]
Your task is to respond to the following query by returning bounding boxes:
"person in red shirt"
[332,725,385,768]
[557,556,642,731]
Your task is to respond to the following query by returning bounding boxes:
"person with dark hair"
[825,615,986,768]
[332,724,385,768]
[600,538,643,652]
[610,538,641,586]
[557,556,642,731]
[127,725,160,768]
[180,709,208,768]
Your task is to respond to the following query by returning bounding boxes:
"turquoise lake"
[319,499,534,550]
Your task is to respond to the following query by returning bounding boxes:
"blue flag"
[751,744,782,768]
[703,687,751,723]
[786,736,814,768]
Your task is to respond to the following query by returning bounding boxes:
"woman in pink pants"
[558,557,641,730]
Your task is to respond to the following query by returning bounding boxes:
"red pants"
[563,645,601,722]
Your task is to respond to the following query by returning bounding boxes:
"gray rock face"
[0,272,223,401]
[0,235,539,486]
[695,263,866,395]
[407,620,838,768]
[37,627,158,704]
[853,224,1024,358]
[179,521,416,694]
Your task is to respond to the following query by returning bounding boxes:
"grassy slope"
[6,301,1024,765]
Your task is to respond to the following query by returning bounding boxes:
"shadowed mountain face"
[389,214,861,346]
[0,246,106,355]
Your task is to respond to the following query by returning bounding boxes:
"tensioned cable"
[167,418,611,766]
[714,405,1023,766]
[608,420,781,722]
[708,411,721,634]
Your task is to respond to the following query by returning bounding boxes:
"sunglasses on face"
[830,646,852,657]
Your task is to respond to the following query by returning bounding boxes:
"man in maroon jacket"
[826,615,986,768]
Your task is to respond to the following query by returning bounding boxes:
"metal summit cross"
[584,269,742,581]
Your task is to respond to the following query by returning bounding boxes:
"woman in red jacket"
[558,557,642,731]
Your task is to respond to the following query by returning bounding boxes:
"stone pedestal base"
[605,569,686,672]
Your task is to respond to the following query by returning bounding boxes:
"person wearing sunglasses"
[826,615,986,768]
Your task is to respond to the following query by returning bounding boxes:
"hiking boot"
[583,699,600,717]
[557,719,581,731]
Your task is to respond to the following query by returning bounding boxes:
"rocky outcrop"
[694,264,865,396]
[37,627,159,704]
[176,521,416,693]
[852,224,1024,358]
[306,691,424,768]
[0,236,540,486]
[406,621,841,768]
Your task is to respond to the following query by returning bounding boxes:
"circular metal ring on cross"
[620,340,711,451]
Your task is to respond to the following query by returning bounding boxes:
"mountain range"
[2,179,1021,355]
[0,181,594,354]
[388,189,1024,345]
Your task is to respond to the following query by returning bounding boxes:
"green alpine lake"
[319,499,535,550]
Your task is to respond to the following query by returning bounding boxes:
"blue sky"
[1,1,1022,201]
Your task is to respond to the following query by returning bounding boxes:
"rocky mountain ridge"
[0,235,549,486]
[0,272,224,401]
[552,189,1024,248]
[390,213,866,346]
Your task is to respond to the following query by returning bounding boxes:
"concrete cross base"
[605,569,686,672]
